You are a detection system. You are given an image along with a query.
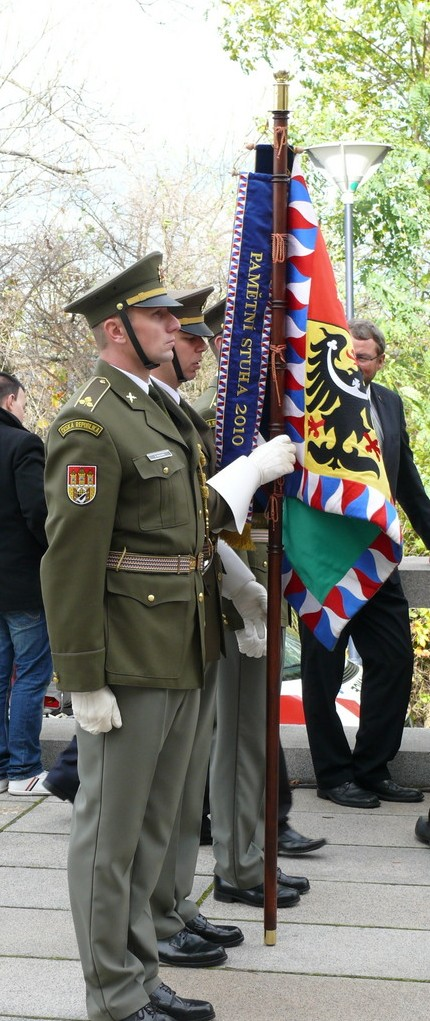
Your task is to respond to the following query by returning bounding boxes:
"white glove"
[208,435,296,534]
[247,434,296,486]
[71,687,122,735]
[236,620,267,658]
[230,579,267,637]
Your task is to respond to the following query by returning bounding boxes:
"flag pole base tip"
[265,930,277,945]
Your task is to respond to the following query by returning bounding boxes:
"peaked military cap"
[205,297,226,339]
[64,252,182,328]
[169,286,214,338]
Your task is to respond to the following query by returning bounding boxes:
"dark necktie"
[148,383,169,415]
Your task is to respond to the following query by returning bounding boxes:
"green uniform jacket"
[41,360,229,694]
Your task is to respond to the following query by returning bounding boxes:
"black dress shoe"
[185,911,244,947]
[150,982,214,1021]
[213,873,300,908]
[415,811,430,846]
[157,929,227,968]
[362,779,424,803]
[277,867,309,893]
[278,822,327,856]
[121,1004,173,1021]
[317,781,380,808]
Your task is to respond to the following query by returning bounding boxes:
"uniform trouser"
[68,685,200,1021]
[210,628,289,888]
[150,659,219,937]
[300,574,414,790]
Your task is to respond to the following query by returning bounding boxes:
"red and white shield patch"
[67,465,97,505]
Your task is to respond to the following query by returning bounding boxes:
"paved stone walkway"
[0,785,429,1021]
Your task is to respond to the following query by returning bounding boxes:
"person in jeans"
[0,371,53,796]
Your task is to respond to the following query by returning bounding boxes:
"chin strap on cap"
[172,347,187,383]
[116,304,160,370]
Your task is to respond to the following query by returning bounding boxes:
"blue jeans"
[0,610,52,779]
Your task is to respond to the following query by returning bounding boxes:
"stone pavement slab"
[1,787,429,1021]
[0,866,69,908]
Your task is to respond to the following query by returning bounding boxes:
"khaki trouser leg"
[151,660,218,937]
[210,628,266,888]
[68,685,200,1021]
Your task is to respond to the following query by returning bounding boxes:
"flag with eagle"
[282,156,402,649]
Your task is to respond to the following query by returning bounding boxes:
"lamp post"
[305,141,392,319]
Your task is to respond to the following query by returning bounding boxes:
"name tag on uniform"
[146,449,173,461]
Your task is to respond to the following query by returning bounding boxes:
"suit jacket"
[371,382,430,550]
[0,406,47,611]
[41,360,229,694]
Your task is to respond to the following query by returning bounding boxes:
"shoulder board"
[74,376,111,412]
[58,419,104,438]
[205,416,216,429]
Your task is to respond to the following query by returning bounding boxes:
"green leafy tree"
[220,0,430,467]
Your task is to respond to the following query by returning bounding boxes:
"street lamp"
[305,141,392,319]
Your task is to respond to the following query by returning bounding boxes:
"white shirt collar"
[150,376,180,405]
[112,366,150,393]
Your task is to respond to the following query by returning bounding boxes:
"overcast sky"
[3,0,283,171]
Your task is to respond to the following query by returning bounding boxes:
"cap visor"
[133,296,183,309]
[179,323,214,338]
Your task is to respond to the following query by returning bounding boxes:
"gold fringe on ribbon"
[219,523,255,550]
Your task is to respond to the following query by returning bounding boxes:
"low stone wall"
[41,556,430,786]
[399,554,430,608]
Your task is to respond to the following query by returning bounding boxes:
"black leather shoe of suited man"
[213,873,300,907]
[361,779,424,803]
[278,822,327,856]
[277,867,309,893]
[415,810,430,846]
[317,781,380,808]
[185,911,244,947]
[150,982,215,1021]
[157,929,227,968]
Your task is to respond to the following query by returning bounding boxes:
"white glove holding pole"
[236,620,267,658]
[247,434,296,486]
[71,687,122,735]
[208,434,296,534]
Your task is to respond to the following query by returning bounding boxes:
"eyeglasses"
[354,354,381,363]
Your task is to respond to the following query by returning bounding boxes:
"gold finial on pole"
[273,70,290,112]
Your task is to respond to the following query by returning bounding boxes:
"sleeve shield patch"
[67,465,97,505]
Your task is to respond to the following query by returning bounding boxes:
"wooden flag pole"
[264,71,290,946]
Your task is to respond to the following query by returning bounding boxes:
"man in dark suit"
[0,372,53,796]
[300,318,430,808]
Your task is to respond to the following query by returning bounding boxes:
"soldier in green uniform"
[150,287,270,966]
[41,255,296,1021]
[195,299,326,910]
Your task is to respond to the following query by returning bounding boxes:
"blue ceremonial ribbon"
[216,172,273,469]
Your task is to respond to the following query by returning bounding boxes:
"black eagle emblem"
[306,325,381,477]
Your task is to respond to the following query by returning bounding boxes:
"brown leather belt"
[107,549,205,574]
